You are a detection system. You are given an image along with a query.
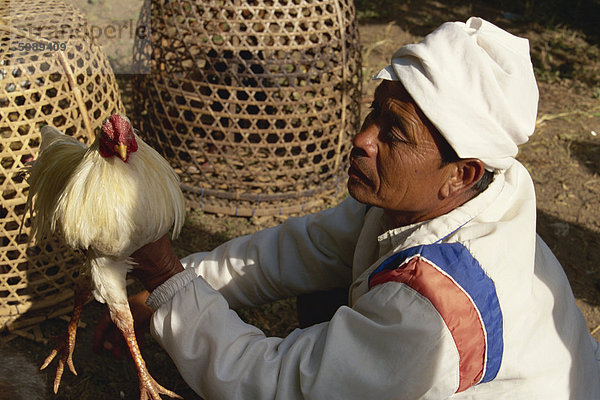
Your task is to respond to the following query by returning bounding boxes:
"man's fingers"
[101,328,125,359]
[92,313,113,353]
[93,313,126,359]
[110,337,123,359]
[93,292,152,359]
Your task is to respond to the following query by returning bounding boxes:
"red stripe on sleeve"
[369,256,486,392]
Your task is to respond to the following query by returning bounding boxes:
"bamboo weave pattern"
[134,0,362,216]
[0,0,124,331]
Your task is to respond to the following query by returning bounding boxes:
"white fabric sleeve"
[150,278,460,400]
[168,197,367,309]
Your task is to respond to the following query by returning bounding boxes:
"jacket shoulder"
[368,242,504,392]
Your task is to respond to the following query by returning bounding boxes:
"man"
[96,17,600,398]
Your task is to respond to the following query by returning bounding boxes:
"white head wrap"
[374,17,539,170]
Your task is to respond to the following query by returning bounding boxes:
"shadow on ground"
[357,0,600,42]
[537,209,600,308]
[569,140,600,176]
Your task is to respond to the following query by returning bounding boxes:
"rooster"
[25,114,185,400]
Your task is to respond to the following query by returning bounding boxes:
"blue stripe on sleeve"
[369,242,503,383]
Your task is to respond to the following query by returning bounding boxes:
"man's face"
[347,80,456,226]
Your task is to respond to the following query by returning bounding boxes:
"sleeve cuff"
[146,267,198,311]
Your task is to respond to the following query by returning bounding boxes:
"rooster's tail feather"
[24,126,88,243]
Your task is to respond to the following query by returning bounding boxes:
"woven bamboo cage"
[133,0,362,216]
[0,0,124,332]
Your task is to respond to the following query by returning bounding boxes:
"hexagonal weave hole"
[133,0,362,216]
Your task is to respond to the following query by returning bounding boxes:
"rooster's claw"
[40,333,78,393]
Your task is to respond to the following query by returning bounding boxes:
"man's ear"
[439,159,485,199]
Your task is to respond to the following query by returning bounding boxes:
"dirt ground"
[2,1,600,399]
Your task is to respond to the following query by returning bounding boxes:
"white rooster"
[25,114,185,400]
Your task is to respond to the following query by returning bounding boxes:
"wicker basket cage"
[134,0,362,216]
[0,0,124,332]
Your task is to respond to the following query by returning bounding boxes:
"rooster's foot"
[40,332,78,393]
[139,371,182,400]
[40,283,90,393]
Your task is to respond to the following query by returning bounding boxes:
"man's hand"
[130,234,185,292]
[92,291,153,359]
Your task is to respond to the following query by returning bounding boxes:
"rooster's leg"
[110,303,182,400]
[41,279,92,393]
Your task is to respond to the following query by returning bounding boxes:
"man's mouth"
[348,159,370,184]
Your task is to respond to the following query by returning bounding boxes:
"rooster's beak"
[114,143,128,161]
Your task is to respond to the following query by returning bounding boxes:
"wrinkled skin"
[348,80,484,227]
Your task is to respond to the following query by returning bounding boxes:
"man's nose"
[352,123,378,158]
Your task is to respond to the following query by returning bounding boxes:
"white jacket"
[148,161,600,399]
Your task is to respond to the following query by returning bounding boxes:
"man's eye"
[383,128,407,144]
[383,126,409,143]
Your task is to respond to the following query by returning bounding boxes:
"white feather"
[88,255,131,306]
[26,126,87,242]
[54,134,185,258]
[26,126,186,305]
